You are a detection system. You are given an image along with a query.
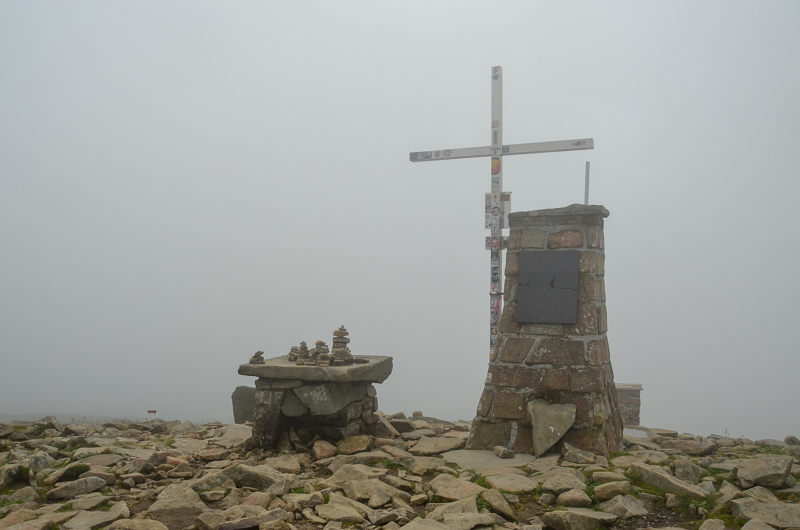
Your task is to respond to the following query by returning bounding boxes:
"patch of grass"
[430,496,449,504]
[755,446,783,455]
[776,491,797,502]
[0,499,24,509]
[584,482,597,503]
[291,487,305,494]
[476,495,491,511]
[56,503,73,512]
[473,477,490,489]
[625,470,669,502]
[715,505,747,530]
[374,458,402,470]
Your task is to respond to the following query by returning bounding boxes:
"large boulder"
[735,456,794,488]
[147,483,209,524]
[46,476,106,500]
[231,386,256,423]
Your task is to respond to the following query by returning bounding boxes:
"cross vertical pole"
[488,66,503,357]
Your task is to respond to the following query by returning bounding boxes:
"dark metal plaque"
[516,250,579,324]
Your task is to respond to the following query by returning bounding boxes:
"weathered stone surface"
[598,495,648,519]
[629,463,710,499]
[239,355,393,383]
[557,489,592,507]
[409,436,465,455]
[594,480,631,500]
[442,513,496,530]
[342,479,410,504]
[337,435,372,455]
[729,498,800,528]
[62,501,129,530]
[428,474,486,500]
[592,471,627,484]
[325,463,386,487]
[660,438,717,455]
[313,440,338,459]
[562,442,595,464]
[740,519,778,530]
[106,521,170,530]
[252,389,286,450]
[527,399,576,456]
[480,488,515,520]
[442,449,535,471]
[232,385,256,423]
[46,476,106,500]
[541,473,587,495]
[735,456,794,488]
[401,518,451,530]
[698,519,727,530]
[542,507,617,530]
[426,497,478,522]
[212,423,253,449]
[147,483,209,522]
[485,473,539,493]
[315,503,364,523]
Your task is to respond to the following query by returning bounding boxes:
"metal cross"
[409,66,594,357]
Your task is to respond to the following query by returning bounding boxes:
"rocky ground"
[1,414,799,530]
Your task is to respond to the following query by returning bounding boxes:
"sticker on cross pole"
[491,157,501,175]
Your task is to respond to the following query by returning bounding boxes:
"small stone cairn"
[287,326,369,366]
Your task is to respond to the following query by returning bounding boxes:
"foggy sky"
[1,1,799,440]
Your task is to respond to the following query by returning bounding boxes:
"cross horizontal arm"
[409,138,593,162]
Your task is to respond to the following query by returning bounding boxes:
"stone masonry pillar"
[466,204,623,456]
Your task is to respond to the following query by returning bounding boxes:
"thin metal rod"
[584,161,590,205]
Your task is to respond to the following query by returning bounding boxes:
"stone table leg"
[252,389,285,450]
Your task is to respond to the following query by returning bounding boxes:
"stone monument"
[466,204,623,456]
[237,326,393,449]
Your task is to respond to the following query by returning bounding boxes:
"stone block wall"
[467,204,623,455]
[615,383,642,426]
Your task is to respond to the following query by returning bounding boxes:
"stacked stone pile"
[1,416,799,530]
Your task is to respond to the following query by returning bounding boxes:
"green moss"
[56,503,73,512]
[374,458,402,470]
[60,464,90,482]
[476,495,491,511]
[473,477,490,489]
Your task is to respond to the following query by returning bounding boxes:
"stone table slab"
[238,355,393,383]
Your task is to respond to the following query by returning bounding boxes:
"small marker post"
[584,161,590,205]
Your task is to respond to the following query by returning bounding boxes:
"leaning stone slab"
[480,488,515,521]
[542,507,617,530]
[527,399,576,456]
[729,498,800,529]
[238,355,393,383]
[210,424,252,449]
[629,463,710,499]
[598,495,648,519]
[217,509,290,530]
[734,455,794,488]
[541,474,586,495]
[46,476,106,500]
[327,492,372,515]
[409,436,465,456]
[342,478,410,504]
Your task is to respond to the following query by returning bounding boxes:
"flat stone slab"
[238,355,393,383]
[441,449,536,471]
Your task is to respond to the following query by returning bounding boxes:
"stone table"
[238,355,393,449]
